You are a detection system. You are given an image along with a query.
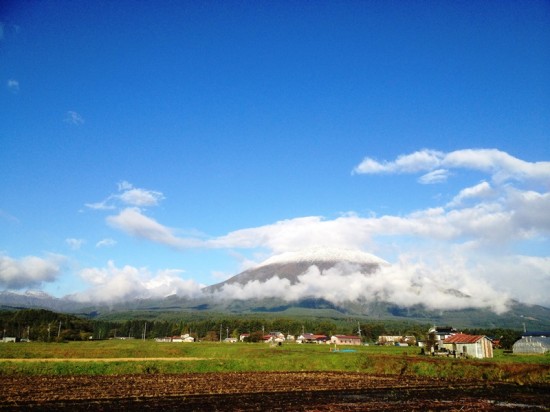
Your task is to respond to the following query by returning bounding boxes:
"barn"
[443,334,493,359]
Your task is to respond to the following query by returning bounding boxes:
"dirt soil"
[1,372,548,411]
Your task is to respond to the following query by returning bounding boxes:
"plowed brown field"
[1,372,548,411]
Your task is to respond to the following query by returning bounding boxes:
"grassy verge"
[1,341,548,384]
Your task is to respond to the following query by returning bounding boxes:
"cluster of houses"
[418,326,550,358]
[235,332,363,345]
[228,326,548,359]
[154,333,195,343]
[8,324,547,359]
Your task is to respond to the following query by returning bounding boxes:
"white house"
[428,326,458,351]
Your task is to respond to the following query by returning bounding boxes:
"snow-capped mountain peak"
[258,246,389,267]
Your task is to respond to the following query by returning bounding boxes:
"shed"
[443,334,493,358]
[513,332,550,354]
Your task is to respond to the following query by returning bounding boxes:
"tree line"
[0,309,522,348]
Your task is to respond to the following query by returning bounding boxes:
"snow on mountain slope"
[204,247,387,293]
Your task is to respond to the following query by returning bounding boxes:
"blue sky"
[1,1,549,309]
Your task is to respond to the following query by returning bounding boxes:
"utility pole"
[58,321,62,338]
[220,324,222,342]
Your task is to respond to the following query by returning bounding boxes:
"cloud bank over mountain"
[212,256,509,314]
[2,148,549,310]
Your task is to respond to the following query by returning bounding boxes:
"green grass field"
[1,340,548,383]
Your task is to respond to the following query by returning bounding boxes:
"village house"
[443,334,493,359]
[155,334,194,343]
[269,331,285,342]
[239,333,250,342]
[296,333,328,344]
[377,335,416,346]
[427,326,458,351]
[512,332,550,355]
[331,335,362,346]
[261,331,285,343]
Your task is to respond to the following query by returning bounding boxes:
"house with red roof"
[297,333,328,344]
[443,333,493,359]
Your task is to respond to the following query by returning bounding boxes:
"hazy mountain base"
[2,291,548,330]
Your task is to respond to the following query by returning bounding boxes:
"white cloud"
[96,238,117,248]
[103,186,548,263]
[65,238,85,250]
[85,182,164,210]
[471,255,550,307]
[353,149,443,174]
[71,261,203,303]
[207,215,375,253]
[84,200,116,210]
[107,207,200,249]
[64,111,84,125]
[0,253,65,289]
[118,181,133,191]
[354,148,550,186]
[507,188,550,236]
[418,169,449,184]
[118,188,164,207]
[214,256,510,313]
[87,150,549,308]
[447,181,493,207]
[7,79,19,93]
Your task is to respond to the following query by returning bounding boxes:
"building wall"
[443,338,493,358]
[331,336,361,346]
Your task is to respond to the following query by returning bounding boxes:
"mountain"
[2,247,550,329]
[0,290,80,312]
[204,247,389,293]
